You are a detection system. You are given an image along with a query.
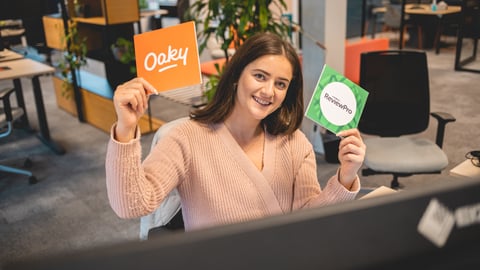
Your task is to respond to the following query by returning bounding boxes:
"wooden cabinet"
[66,0,139,25]
[42,14,66,50]
[53,76,163,134]
[64,0,139,80]
[44,0,140,81]
[43,0,160,134]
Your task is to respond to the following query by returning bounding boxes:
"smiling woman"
[105,32,366,233]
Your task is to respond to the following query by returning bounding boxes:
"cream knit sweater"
[106,119,359,231]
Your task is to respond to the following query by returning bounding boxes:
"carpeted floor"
[1,35,479,266]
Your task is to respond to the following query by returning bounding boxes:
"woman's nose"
[261,80,275,98]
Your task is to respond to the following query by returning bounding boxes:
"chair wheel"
[24,158,33,168]
[29,176,38,185]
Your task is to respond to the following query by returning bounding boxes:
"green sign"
[305,64,369,134]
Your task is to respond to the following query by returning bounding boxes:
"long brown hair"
[191,32,303,135]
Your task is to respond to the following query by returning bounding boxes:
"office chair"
[0,87,37,184]
[383,3,423,49]
[358,50,455,188]
[139,117,188,240]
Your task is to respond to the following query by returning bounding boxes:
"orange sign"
[134,21,202,92]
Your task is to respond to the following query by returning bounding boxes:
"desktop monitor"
[4,177,480,270]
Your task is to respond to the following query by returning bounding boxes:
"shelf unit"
[67,0,139,25]
[43,0,162,134]
[66,0,139,87]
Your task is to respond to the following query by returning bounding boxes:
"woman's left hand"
[336,128,366,190]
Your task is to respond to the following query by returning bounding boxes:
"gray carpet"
[1,38,479,266]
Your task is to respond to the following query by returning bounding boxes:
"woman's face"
[233,54,292,121]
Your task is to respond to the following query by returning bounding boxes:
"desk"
[138,9,168,33]
[0,58,65,155]
[401,4,461,53]
[140,9,168,18]
[0,49,23,62]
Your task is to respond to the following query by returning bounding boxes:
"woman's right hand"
[113,77,158,142]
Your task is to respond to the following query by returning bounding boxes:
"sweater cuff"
[110,122,141,144]
[324,169,360,201]
[337,168,361,192]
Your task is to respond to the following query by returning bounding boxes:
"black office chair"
[358,50,456,188]
[0,87,37,184]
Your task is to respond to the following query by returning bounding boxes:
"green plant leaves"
[186,0,291,102]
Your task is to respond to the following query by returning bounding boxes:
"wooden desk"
[401,4,461,53]
[405,4,461,16]
[138,9,168,33]
[0,49,24,62]
[140,9,168,18]
[0,58,65,155]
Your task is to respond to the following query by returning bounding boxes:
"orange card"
[134,21,202,92]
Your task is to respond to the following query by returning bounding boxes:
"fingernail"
[148,89,159,96]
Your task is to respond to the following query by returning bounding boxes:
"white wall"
[324,0,346,73]
[301,0,347,154]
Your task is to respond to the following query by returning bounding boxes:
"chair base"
[0,158,38,185]
[391,175,401,189]
[362,168,442,190]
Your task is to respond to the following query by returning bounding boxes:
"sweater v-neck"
[215,122,282,215]
[215,122,276,181]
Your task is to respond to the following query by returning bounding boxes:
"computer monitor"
[4,178,480,270]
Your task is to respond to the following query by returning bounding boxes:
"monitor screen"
[4,178,480,270]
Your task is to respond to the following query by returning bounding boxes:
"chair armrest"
[430,112,456,148]
[0,87,16,100]
[0,87,16,123]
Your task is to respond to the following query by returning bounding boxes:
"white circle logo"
[319,82,356,126]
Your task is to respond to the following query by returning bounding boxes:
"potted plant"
[186,0,291,100]
[73,0,88,18]
[58,20,88,100]
[108,37,136,88]
[111,37,136,75]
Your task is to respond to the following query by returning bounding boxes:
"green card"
[305,64,369,134]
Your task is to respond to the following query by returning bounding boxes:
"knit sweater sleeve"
[105,123,190,219]
[290,131,360,210]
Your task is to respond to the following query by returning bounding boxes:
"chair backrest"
[358,50,430,137]
[150,117,189,151]
[1,87,24,138]
[384,4,403,28]
[139,116,189,240]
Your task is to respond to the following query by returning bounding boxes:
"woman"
[106,32,366,231]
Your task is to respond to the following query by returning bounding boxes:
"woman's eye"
[276,81,288,90]
[254,73,266,80]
